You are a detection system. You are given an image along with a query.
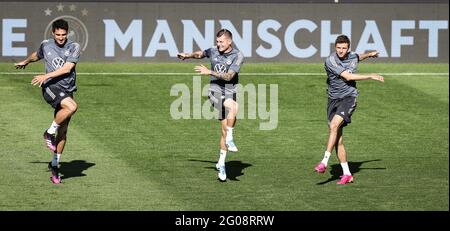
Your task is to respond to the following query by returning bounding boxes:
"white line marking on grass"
[1,72,448,76]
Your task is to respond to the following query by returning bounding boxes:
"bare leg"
[227,118,236,128]
[217,119,228,181]
[326,115,344,153]
[224,99,238,128]
[334,126,352,178]
[335,127,346,163]
[48,98,77,184]
[56,117,71,154]
[220,119,228,151]
[223,99,239,152]
[54,97,77,125]
[54,97,77,155]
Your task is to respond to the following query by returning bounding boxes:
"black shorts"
[327,96,357,127]
[208,90,237,120]
[42,84,73,109]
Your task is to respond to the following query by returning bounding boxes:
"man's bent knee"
[329,123,341,133]
[224,99,237,111]
[61,98,78,114]
[329,116,344,132]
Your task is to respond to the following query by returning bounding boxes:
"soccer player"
[314,35,384,185]
[14,19,80,184]
[177,29,244,181]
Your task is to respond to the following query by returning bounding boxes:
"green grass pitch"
[0,63,448,210]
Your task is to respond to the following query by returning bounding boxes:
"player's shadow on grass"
[59,160,96,179]
[31,160,95,180]
[188,159,252,181]
[316,159,385,185]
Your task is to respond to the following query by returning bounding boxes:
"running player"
[177,29,244,181]
[314,35,384,185]
[14,19,80,184]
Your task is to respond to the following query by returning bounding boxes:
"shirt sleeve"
[36,40,47,59]
[203,48,212,58]
[229,51,244,73]
[325,56,346,76]
[66,43,81,63]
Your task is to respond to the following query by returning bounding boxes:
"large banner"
[0,2,448,62]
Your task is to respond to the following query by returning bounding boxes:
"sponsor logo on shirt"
[214,64,227,73]
[52,57,65,69]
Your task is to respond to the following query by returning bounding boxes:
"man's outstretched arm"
[14,52,40,69]
[340,70,384,83]
[177,50,205,60]
[358,51,379,62]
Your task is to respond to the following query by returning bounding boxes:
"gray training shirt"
[324,51,359,99]
[203,47,244,94]
[37,38,80,93]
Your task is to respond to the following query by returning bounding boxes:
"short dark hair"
[216,29,232,39]
[335,34,350,47]
[52,19,69,32]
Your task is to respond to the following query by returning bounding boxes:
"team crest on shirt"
[226,59,232,65]
[60,92,65,97]
[64,50,70,56]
